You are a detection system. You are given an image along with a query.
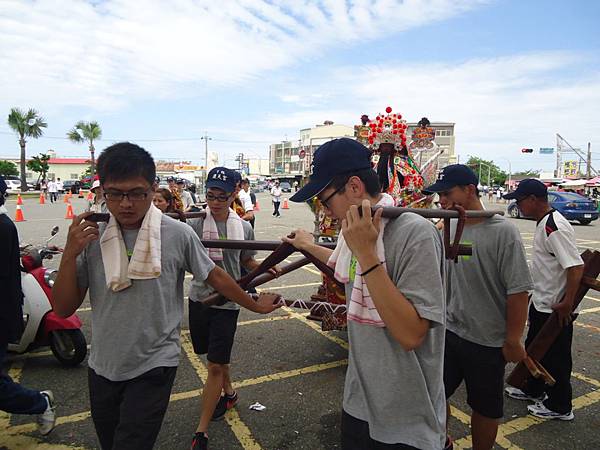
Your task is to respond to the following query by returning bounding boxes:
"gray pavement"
[2,193,600,450]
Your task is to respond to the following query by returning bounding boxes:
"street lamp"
[200,132,212,194]
[499,157,512,191]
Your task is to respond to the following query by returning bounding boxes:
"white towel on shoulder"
[202,207,245,261]
[327,193,395,327]
[100,204,163,292]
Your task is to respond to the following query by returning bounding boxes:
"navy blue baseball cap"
[424,164,479,193]
[206,167,237,193]
[503,178,547,200]
[290,138,372,203]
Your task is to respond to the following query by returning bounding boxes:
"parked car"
[279,182,292,193]
[62,180,81,194]
[507,191,599,225]
[4,179,22,193]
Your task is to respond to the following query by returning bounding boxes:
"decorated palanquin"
[311,106,443,330]
[359,106,435,208]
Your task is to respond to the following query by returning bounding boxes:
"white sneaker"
[505,386,547,402]
[527,401,574,421]
[37,390,57,435]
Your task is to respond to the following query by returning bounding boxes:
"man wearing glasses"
[285,138,447,450]
[186,167,275,450]
[52,144,279,450]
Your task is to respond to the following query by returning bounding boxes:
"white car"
[4,179,23,193]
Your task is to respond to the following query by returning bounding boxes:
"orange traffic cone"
[64,192,69,203]
[17,194,23,205]
[65,203,75,219]
[254,200,260,211]
[87,190,94,201]
[14,204,25,222]
[39,192,45,205]
[282,198,289,209]
[78,190,84,198]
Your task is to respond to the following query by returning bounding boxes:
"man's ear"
[347,175,364,196]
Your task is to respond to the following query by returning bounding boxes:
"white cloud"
[0,0,486,111]
[261,51,600,171]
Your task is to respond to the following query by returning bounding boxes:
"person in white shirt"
[504,179,584,421]
[176,179,195,211]
[238,179,255,226]
[270,181,282,217]
[56,178,64,198]
[47,180,58,203]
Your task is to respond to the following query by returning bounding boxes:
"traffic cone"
[39,192,45,205]
[87,190,94,201]
[17,194,23,205]
[282,198,289,209]
[78,190,84,198]
[65,202,75,219]
[14,204,25,222]
[64,192,69,203]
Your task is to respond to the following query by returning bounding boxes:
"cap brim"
[290,177,330,203]
[502,192,523,200]
[422,180,456,195]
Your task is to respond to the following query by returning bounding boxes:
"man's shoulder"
[160,214,195,237]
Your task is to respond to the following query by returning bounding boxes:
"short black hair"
[97,142,156,186]
[330,168,381,197]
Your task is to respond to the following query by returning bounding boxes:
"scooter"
[9,226,87,366]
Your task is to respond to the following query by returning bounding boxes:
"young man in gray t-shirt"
[187,167,277,450]
[287,138,447,450]
[52,143,279,450]
[425,164,533,450]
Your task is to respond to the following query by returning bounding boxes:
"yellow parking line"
[575,322,600,333]
[283,307,349,350]
[454,384,600,448]
[238,315,293,326]
[234,360,347,390]
[578,306,600,315]
[572,371,600,388]
[450,405,470,425]
[224,409,262,449]
[256,282,322,291]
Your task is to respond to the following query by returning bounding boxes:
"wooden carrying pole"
[507,250,600,389]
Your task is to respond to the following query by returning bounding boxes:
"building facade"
[406,122,456,168]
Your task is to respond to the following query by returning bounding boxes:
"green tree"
[513,169,541,177]
[0,160,19,176]
[7,107,47,191]
[465,156,507,186]
[26,153,51,184]
[67,121,102,175]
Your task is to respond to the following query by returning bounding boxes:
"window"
[436,129,449,137]
[71,173,79,179]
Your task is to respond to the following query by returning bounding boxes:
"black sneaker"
[191,432,208,450]
[211,391,239,421]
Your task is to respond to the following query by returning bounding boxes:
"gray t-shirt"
[343,213,447,449]
[76,215,215,381]
[187,217,257,310]
[446,215,533,347]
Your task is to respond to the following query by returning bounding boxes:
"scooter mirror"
[51,226,59,236]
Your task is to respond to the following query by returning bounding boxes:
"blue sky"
[0,0,598,173]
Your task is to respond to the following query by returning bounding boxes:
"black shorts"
[188,300,240,365]
[444,330,506,419]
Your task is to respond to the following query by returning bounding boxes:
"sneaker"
[37,390,56,435]
[505,386,547,402]
[527,402,574,421]
[211,391,238,421]
[190,432,208,450]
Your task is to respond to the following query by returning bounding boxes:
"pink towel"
[327,193,395,327]
[202,207,244,261]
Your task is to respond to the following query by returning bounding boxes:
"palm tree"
[67,121,102,175]
[7,108,47,192]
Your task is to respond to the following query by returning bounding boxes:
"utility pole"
[200,132,212,193]
[587,142,592,179]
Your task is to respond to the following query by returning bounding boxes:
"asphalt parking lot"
[2,193,600,450]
